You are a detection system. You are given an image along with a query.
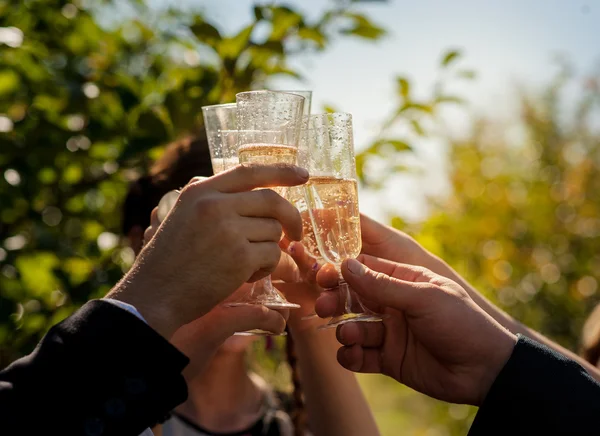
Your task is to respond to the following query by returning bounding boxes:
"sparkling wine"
[238,144,298,165]
[305,176,361,265]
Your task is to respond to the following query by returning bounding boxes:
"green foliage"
[411,67,600,350]
[358,63,600,435]
[356,49,474,186]
[0,0,385,365]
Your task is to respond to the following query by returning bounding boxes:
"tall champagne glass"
[279,93,321,266]
[286,115,326,320]
[203,102,289,336]
[303,113,383,329]
[233,90,305,312]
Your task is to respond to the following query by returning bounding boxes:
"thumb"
[341,258,419,312]
[220,305,288,337]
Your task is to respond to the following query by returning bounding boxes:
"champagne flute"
[286,114,327,320]
[303,113,383,329]
[276,92,321,267]
[233,90,306,311]
[203,102,290,336]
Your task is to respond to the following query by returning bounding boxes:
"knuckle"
[196,195,226,218]
[257,305,271,322]
[270,220,283,239]
[373,271,389,286]
[373,271,394,293]
[265,243,282,267]
[143,226,155,242]
[187,176,204,186]
[261,188,281,205]
[180,179,204,198]
[235,242,253,266]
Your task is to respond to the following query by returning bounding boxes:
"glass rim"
[236,90,306,101]
[308,112,352,118]
[201,102,236,111]
[275,89,312,94]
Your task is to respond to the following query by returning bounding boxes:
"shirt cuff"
[102,298,148,324]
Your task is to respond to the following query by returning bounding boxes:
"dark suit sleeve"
[469,335,600,435]
[0,300,189,436]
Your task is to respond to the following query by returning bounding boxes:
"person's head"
[122,134,214,255]
[581,304,600,368]
[122,133,258,354]
[122,134,306,434]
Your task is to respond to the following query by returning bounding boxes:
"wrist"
[475,328,518,405]
[106,275,179,339]
[289,323,338,350]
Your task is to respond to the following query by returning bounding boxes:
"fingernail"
[288,243,296,254]
[347,258,366,276]
[312,262,319,271]
[296,167,309,179]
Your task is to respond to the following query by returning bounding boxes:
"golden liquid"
[238,144,298,197]
[238,144,298,165]
[304,177,361,265]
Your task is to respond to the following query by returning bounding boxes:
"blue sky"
[155,0,600,221]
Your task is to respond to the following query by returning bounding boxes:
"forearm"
[290,326,379,436]
[423,253,600,380]
[0,300,189,434]
[471,335,600,435]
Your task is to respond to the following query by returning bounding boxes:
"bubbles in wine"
[305,176,361,265]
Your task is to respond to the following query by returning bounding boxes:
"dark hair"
[122,134,214,236]
[121,133,307,434]
[285,328,307,435]
[581,304,600,367]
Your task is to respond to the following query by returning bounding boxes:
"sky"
[155,0,600,222]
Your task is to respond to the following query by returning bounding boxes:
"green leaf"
[270,6,303,40]
[342,14,386,40]
[435,95,465,105]
[0,70,20,97]
[441,50,461,67]
[457,69,477,80]
[191,20,221,47]
[397,77,410,99]
[62,164,83,184]
[373,139,412,152]
[398,103,433,114]
[218,24,254,59]
[411,120,425,136]
[16,252,60,297]
[255,40,284,55]
[297,27,326,49]
[254,6,264,21]
[322,104,339,113]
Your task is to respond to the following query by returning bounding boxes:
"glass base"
[224,279,300,309]
[317,313,384,330]
[234,329,287,336]
[224,286,300,309]
[225,301,301,309]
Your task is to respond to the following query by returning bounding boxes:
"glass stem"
[339,278,354,314]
